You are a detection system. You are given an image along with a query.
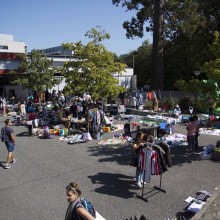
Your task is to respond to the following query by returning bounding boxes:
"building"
[0,34,27,97]
[40,45,72,56]
[0,40,134,98]
[41,46,135,93]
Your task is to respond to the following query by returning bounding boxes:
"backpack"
[75,197,96,218]
[1,127,6,142]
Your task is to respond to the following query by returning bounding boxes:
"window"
[0,45,8,50]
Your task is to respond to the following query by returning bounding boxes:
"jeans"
[136,167,143,183]
[187,135,195,153]
[5,142,15,152]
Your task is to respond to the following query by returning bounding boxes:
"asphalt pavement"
[0,115,219,220]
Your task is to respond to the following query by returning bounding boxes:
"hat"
[176,105,179,108]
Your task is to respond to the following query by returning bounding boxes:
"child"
[65,182,94,220]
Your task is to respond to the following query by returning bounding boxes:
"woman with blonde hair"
[65,182,95,220]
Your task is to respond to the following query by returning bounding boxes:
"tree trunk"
[151,0,164,90]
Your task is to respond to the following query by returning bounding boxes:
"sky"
[1,0,152,55]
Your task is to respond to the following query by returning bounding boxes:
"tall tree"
[112,0,220,90]
[12,50,60,92]
[61,26,126,100]
[112,0,164,90]
[165,0,220,89]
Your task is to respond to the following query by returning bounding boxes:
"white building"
[0,34,27,97]
[1,40,135,98]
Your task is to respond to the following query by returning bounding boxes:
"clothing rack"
[135,146,166,202]
[136,173,166,202]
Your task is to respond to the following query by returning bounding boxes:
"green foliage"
[174,78,202,96]
[61,26,126,100]
[202,32,220,84]
[178,96,194,111]
[199,31,220,103]
[12,50,60,92]
[175,31,220,106]
[119,40,153,88]
[159,97,178,109]
[112,1,220,90]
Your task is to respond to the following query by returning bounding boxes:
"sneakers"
[5,164,11,169]
[137,182,142,188]
[11,158,17,164]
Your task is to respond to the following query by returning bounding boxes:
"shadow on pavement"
[88,172,138,199]
[0,161,6,169]
[16,131,29,137]
[88,144,132,166]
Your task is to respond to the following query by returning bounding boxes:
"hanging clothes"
[96,109,101,125]
[138,93,143,106]
[152,146,168,173]
[147,92,153,100]
[139,147,160,183]
[152,90,157,99]
[157,141,172,167]
[139,147,153,183]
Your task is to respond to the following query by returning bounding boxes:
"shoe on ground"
[5,164,11,169]
[10,158,17,163]
[141,181,147,185]
[137,182,142,188]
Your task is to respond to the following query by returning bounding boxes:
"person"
[186,117,197,155]
[193,115,200,151]
[65,182,94,220]
[152,97,158,112]
[173,105,181,118]
[58,92,66,107]
[208,99,216,116]
[1,119,16,169]
[132,131,146,188]
[145,130,155,145]
[1,96,7,116]
[19,98,26,115]
[131,96,137,109]
[189,106,194,115]
[70,101,77,118]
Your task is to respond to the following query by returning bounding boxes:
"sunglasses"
[66,186,78,195]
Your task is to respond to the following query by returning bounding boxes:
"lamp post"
[193,71,201,115]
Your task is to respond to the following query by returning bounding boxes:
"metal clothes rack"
[135,146,166,202]
[136,173,166,202]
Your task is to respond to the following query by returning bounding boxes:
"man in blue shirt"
[1,119,16,169]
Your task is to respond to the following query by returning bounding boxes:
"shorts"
[5,142,15,152]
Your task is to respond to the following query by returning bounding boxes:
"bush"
[179,96,194,111]
[159,97,178,109]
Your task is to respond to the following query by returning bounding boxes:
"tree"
[175,31,220,109]
[112,0,164,90]
[61,26,126,100]
[163,0,219,89]
[201,31,220,102]
[12,50,60,92]
[112,1,220,90]
[118,40,153,88]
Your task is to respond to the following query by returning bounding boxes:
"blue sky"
[1,0,152,55]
